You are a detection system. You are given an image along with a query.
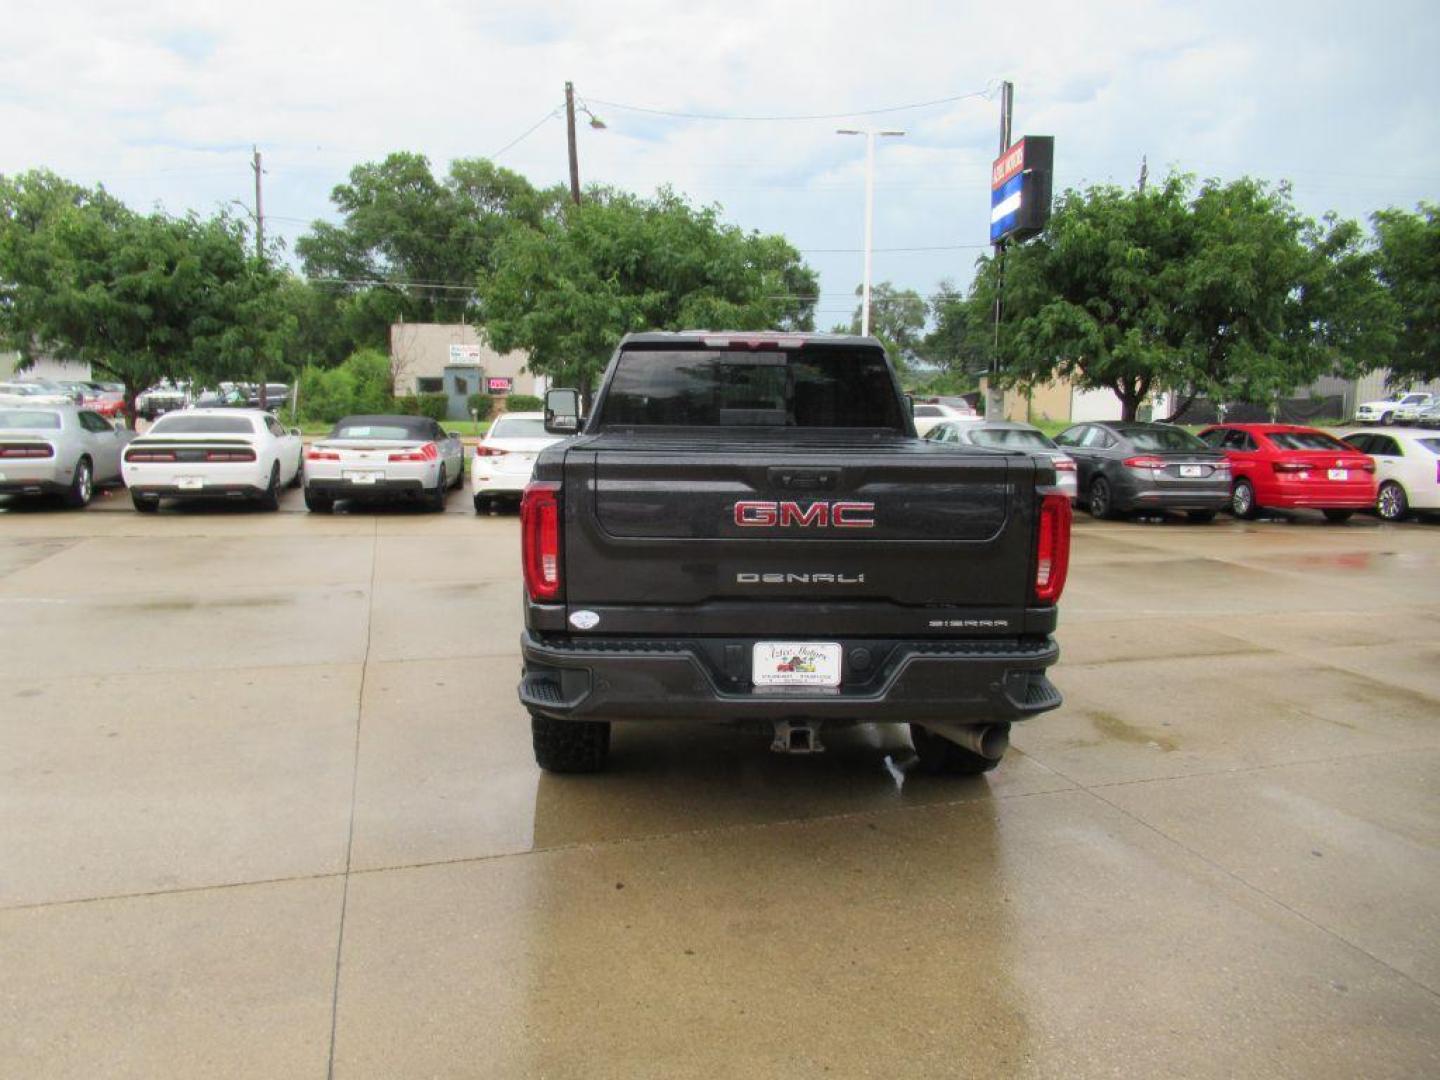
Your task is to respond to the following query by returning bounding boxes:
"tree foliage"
[478,187,818,399]
[1372,202,1440,383]
[838,281,927,373]
[296,153,565,355]
[975,175,1395,419]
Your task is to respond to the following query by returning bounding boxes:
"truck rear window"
[599,349,906,429]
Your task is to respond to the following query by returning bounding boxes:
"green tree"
[296,153,564,351]
[921,278,990,388]
[0,171,263,426]
[478,187,818,401]
[840,281,927,373]
[1372,203,1439,383]
[989,175,1390,420]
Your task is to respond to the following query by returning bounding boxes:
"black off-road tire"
[910,723,1002,776]
[62,457,93,509]
[531,712,611,773]
[131,492,159,513]
[1187,510,1217,524]
[1322,509,1354,523]
[304,488,334,514]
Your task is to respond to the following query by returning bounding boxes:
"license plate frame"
[176,476,204,490]
[752,642,843,688]
[1328,468,1348,481]
[1179,464,1204,478]
[344,470,384,485]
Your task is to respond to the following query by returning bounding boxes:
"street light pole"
[837,128,905,337]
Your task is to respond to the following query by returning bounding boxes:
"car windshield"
[600,348,906,429]
[970,428,1055,449]
[1266,431,1351,451]
[0,409,62,430]
[1119,426,1207,451]
[149,415,255,434]
[489,418,549,438]
[332,424,419,440]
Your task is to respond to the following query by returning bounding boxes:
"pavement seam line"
[325,517,377,1080]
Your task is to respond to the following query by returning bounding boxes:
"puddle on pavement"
[1088,709,1179,752]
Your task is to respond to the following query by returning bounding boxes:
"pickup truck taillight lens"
[1033,491,1072,604]
[521,481,562,601]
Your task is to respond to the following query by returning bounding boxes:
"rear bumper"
[129,483,267,500]
[306,477,427,498]
[518,630,1061,725]
[0,479,66,496]
[1122,486,1231,511]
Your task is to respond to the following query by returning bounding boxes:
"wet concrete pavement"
[1,491,1438,1077]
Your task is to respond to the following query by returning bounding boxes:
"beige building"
[389,323,543,420]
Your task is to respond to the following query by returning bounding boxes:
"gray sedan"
[1054,421,1230,521]
[0,404,133,508]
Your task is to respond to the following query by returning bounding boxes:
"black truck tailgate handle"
[768,467,839,491]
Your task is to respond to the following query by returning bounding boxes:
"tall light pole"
[837,128,905,337]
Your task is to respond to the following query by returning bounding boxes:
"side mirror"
[544,388,582,435]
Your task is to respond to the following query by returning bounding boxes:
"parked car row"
[3,406,1437,524]
[1353,391,1436,426]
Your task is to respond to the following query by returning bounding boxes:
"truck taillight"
[521,481,562,602]
[1033,491,1072,604]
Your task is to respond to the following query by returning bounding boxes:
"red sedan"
[1198,423,1376,522]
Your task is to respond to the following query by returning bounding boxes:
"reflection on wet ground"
[1,509,1438,1077]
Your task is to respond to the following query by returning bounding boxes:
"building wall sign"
[449,343,482,364]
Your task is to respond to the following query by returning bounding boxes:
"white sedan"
[472,412,565,512]
[1339,429,1440,521]
[911,400,978,437]
[122,409,302,512]
[303,414,464,513]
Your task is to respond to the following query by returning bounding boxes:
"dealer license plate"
[1328,468,1348,480]
[1179,465,1204,478]
[177,477,203,490]
[752,642,842,688]
[344,470,384,484]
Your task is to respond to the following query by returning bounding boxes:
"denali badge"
[737,572,865,584]
[733,500,875,528]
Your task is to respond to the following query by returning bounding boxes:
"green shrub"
[392,393,449,421]
[466,394,495,421]
[504,394,544,412]
[296,348,394,424]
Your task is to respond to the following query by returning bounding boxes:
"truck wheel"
[531,712,610,773]
[909,723,1001,776]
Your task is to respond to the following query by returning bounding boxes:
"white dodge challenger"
[122,409,303,512]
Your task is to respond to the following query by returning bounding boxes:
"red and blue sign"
[989,136,1054,245]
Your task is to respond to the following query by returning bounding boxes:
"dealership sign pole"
[985,81,1054,420]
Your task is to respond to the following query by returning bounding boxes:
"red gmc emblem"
[733,500,876,528]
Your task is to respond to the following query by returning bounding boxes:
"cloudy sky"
[5,0,1438,325]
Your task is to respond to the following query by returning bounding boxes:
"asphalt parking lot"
[2,490,1438,1078]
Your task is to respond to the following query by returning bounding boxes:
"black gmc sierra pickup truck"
[517,331,1071,775]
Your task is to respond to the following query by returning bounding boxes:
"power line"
[583,85,996,123]
[490,107,563,160]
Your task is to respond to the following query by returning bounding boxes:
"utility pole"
[987,81,1013,421]
[837,128,905,337]
[565,81,581,205]
[251,146,265,259]
[251,146,269,410]
[1138,154,1148,193]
